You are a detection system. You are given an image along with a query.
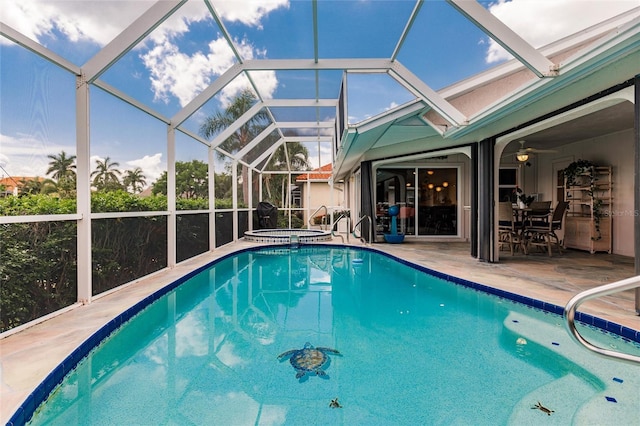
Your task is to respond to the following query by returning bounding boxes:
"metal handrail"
[564,275,640,365]
[331,214,350,243]
[308,205,328,230]
[352,215,373,244]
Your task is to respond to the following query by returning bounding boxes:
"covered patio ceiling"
[2,1,639,180]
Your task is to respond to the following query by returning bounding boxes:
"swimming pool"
[17,246,640,425]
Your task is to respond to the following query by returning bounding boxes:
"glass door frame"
[373,164,463,239]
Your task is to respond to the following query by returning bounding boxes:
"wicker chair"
[526,201,552,227]
[498,202,527,255]
[524,201,569,256]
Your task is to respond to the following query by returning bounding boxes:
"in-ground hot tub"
[243,228,333,243]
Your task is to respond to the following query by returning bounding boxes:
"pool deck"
[1,239,639,424]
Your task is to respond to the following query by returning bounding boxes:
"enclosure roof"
[1,1,640,180]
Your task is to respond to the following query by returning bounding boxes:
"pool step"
[503,312,640,425]
[508,373,592,425]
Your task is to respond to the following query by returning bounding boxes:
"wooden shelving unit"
[564,166,612,254]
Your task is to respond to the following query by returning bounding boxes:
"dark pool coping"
[8,243,640,426]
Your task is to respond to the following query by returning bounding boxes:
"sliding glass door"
[375,167,458,237]
[416,168,457,236]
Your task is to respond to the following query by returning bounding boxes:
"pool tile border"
[8,243,640,426]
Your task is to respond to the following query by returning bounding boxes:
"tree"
[46,151,76,181]
[46,151,76,197]
[18,177,57,196]
[264,142,309,206]
[199,89,270,204]
[151,160,208,200]
[122,168,147,194]
[91,157,122,191]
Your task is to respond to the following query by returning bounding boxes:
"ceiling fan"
[510,140,557,162]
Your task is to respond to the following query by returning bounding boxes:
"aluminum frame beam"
[202,102,266,149]
[276,121,335,129]
[233,123,278,160]
[391,0,424,61]
[389,63,467,126]
[447,0,557,78]
[283,136,333,143]
[252,138,285,169]
[263,99,338,107]
[83,0,186,82]
[93,80,171,125]
[171,62,244,127]
[0,23,80,74]
[205,0,244,64]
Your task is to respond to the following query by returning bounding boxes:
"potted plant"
[563,159,603,240]
[513,187,534,208]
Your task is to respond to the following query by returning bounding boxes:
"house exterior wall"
[534,127,635,256]
[300,181,342,224]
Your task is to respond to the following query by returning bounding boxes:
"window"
[498,168,518,202]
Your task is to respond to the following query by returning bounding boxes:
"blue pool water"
[23,246,640,425]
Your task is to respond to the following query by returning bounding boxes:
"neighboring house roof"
[0,176,43,195]
[296,164,332,182]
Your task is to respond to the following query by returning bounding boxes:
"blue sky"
[1,0,638,186]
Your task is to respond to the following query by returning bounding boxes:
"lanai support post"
[76,74,92,304]
[477,138,494,262]
[167,127,176,268]
[470,143,478,258]
[360,161,375,243]
[634,74,640,314]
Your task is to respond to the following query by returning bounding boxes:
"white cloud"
[0,132,73,177]
[385,101,399,111]
[139,8,280,108]
[89,154,164,187]
[214,0,289,28]
[485,0,640,63]
[141,34,279,108]
[0,132,163,188]
[127,153,164,185]
[0,0,151,46]
[2,0,283,108]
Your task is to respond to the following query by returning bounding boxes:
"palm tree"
[46,151,76,197]
[122,168,147,194]
[199,89,270,204]
[91,157,122,191]
[46,151,76,181]
[264,142,309,205]
[18,177,47,195]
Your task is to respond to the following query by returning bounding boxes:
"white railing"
[564,275,640,365]
[331,214,350,243]
[308,205,328,230]
[352,215,373,244]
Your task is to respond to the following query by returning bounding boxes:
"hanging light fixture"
[516,152,529,162]
[442,181,449,187]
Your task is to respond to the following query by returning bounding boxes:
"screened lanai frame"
[2,1,640,333]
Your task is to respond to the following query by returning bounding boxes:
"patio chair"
[498,201,527,255]
[524,201,569,257]
[526,201,552,227]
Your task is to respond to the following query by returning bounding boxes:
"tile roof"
[0,176,43,194]
[296,164,332,182]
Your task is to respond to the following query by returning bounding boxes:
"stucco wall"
[534,128,634,256]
